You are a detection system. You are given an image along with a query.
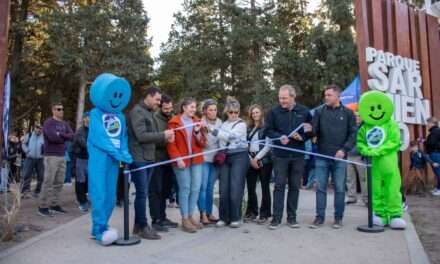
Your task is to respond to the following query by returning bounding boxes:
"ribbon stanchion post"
[115,164,141,246]
[357,157,384,233]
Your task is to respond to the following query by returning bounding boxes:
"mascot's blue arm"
[119,113,133,164]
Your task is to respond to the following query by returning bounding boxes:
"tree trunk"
[75,70,87,130]
[10,0,29,85]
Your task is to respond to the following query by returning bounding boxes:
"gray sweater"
[202,117,222,162]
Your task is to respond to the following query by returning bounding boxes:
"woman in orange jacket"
[167,98,206,233]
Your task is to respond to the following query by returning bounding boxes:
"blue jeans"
[219,151,249,222]
[315,158,347,221]
[429,152,440,189]
[173,164,203,218]
[130,161,153,228]
[198,162,218,215]
[64,161,73,183]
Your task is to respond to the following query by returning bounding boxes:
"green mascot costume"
[357,90,406,230]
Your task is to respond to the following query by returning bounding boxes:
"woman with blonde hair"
[244,104,272,224]
[198,99,222,224]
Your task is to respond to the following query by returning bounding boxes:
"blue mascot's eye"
[113,92,118,98]
[119,93,123,98]
[370,106,375,111]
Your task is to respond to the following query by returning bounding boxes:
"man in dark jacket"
[425,117,440,196]
[310,85,357,229]
[71,112,90,212]
[127,87,174,240]
[149,94,178,231]
[265,84,312,230]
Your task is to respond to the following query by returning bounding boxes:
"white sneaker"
[390,218,406,230]
[430,188,438,194]
[432,189,440,196]
[216,220,226,227]
[373,215,385,227]
[101,228,118,246]
[402,202,408,211]
[229,221,241,228]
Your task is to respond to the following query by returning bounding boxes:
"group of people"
[5,81,440,244]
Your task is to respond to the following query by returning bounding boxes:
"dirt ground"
[0,185,86,252]
[407,193,440,264]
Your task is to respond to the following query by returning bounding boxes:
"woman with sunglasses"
[209,97,249,228]
[167,98,207,233]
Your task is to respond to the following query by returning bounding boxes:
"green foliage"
[8,0,153,128]
[157,0,359,110]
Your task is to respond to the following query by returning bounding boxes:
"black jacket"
[312,104,357,157]
[154,111,173,161]
[71,126,89,160]
[410,150,426,170]
[247,126,272,164]
[425,126,440,154]
[265,104,312,158]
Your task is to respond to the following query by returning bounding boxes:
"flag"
[1,72,10,191]
[2,72,10,160]
[341,75,361,112]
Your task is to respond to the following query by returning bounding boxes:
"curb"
[404,212,431,264]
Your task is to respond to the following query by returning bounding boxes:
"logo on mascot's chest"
[366,126,386,148]
[102,114,122,148]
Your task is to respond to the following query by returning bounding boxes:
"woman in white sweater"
[210,97,249,228]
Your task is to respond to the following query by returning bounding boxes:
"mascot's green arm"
[372,121,401,156]
[356,125,374,156]
[356,121,401,157]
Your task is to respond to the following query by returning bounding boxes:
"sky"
[143,0,321,60]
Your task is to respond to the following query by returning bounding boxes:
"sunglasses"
[228,111,239,114]
[55,107,64,111]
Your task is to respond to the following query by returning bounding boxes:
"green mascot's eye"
[377,104,382,110]
[370,106,375,111]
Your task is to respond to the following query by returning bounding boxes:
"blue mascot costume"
[88,73,133,246]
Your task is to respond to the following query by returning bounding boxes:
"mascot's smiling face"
[90,73,132,113]
[359,90,394,126]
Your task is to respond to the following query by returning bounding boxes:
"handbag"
[213,120,243,166]
[213,150,226,166]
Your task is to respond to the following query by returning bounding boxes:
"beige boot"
[189,216,203,229]
[182,218,197,233]
[200,213,211,225]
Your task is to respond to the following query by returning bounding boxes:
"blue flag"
[2,73,10,161]
[341,75,361,111]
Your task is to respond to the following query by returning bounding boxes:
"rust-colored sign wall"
[354,0,440,179]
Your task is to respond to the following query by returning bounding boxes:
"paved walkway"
[0,189,430,264]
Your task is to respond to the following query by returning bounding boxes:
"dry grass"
[0,181,22,242]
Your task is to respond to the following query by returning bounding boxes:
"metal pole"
[357,157,384,233]
[115,164,141,246]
